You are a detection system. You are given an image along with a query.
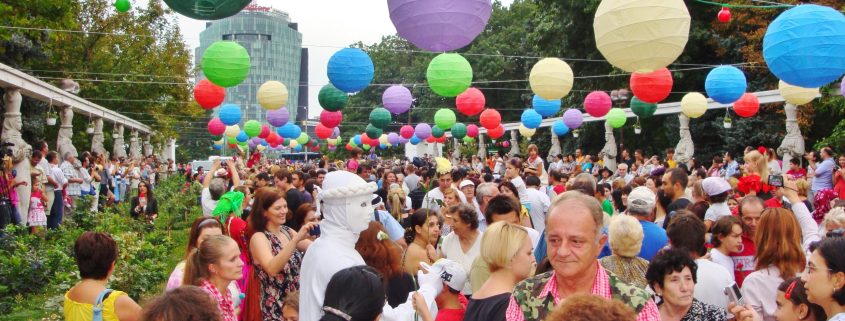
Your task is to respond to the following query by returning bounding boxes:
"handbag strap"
[92,288,113,321]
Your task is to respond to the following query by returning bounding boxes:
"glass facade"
[196,6,305,124]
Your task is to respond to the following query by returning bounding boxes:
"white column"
[549,127,562,160]
[143,134,153,157]
[2,88,32,224]
[129,129,141,161]
[599,121,617,171]
[113,123,126,158]
[165,138,177,161]
[452,138,461,162]
[91,117,107,157]
[777,103,804,173]
[477,134,486,158]
[57,105,78,159]
[674,114,694,167]
[509,130,519,156]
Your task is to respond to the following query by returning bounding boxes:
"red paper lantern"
[400,125,414,139]
[315,123,333,139]
[227,143,237,148]
[456,88,485,116]
[479,109,502,130]
[584,91,612,117]
[436,136,447,143]
[320,110,343,128]
[466,124,479,137]
[346,144,353,151]
[426,136,436,143]
[718,7,731,23]
[258,124,270,138]
[487,124,505,139]
[194,79,225,109]
[630,68,673,103]
[267,132,281,147]
[207,117,226,136]
[361,133,378,147]
[733,93,760,117]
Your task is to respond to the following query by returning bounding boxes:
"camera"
[767,174,784,188]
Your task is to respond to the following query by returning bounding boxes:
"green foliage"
[0,176,200,320]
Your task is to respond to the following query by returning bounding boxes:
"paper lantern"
[518,125,536,138]
[331,127,340,139]
[593,0,691,73]
[257,81,288,110]
[529,58,574,100]
[415,123,432,139]
[479,109,501,130]
[431,126,446,138]
[218,104,242,125]
[362,144,371,151]
[277,123,301,139]
[778,80,818,105]
[212,144,222,151]
[289,140,299,148]
[450,123,467,139]
[606,108,627,128]
[426,53,473,97]
[201,41,250,88]
[227,136,238,145]
[763,5,845,88]
[315,123,333,139]
[319,84,348,111]
[162,0,250,20]
[282,138,291,146]
[366,124,383,139]
[382,86,413,114]
[388,132,401,145]
[266,108,289,127]
[705,66,747,104]
[387,0,492,52]
[426,136,436,143]
[487,125,505,139]
[532,95,561,118]
[258,125,270,139]
[257,145,266,151]
[436,136,447,143]
[327,48,374,93]
[244,120,261,138]
[410,136,421,145]
[379,134,390,145]
[353,134,362,145]
[552,120,570,136]
[681,92,708,118]
[296,133,310,145]
[563,109,583,129]
[630,68,673,103]
[521,109,542,129]
[463,136,475,144]
[501,141,510,148]
[584,91,612,117]
[320,110,343,128]
[115,0,131,12]
[207,118,226,136]
[456,88,485,116]
[434,108,457,130]
[734,93,760,117]
[400,125,415,139]
[718,7,732,23]
[194,79,225,109]
[369,108,392,129]
[235,131,248,143]
[466,124,479,138]
[630,97,657,118]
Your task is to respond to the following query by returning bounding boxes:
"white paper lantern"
[681,92,707,118]
[778,80,818,105]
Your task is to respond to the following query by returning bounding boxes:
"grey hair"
[548,191,605,241]
[476,182,498,204]
[821,207,845,236]
[568,173,597,196]
[208,178,227,201]
[608,214,644,257]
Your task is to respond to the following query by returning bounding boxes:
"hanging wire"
[693,0,793,8]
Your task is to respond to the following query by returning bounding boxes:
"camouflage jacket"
[512,270,652,321]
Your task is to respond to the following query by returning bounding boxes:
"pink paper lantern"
[584,91,612,117]
[207,117,226,136]
[466,124,479,137]
[320,110,343,128]
[382,85,413,114]
[456,87,485,116]
[258,124,271,138]
[400,125,415,139]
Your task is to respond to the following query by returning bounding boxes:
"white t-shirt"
[694,258,734,311]
[524,187,551,233]
[704,202,732,223]
[439,231,481,295]
[201,187,218,217]
[709,249,735,282]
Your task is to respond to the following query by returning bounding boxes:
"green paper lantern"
[463,136,476,144]
[362,144,371,151]
[426,53,473,97]
[244,120,261,137]
[227,136,238,145]
[114,0,131,12]
[319,84,348,111]
[366,124,383,139]
[369,108,392,129]
[630,97,657,118]
[432,126,446,138]
[201,41,251,88]
[162,0,251,20]
[296,133,310,145]
[451,122,467,139]
[434,108,457,130]
[606,108,628,128]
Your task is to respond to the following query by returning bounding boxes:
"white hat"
[702,177,732,196]
[319,171,377,202]
[429,259,467,292]
[459,180,475,189]
[628,186,656,214]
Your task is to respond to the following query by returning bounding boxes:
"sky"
[138,0,512,118]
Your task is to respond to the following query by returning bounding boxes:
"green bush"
[0,176,201,321]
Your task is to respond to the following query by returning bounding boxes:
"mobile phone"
[768,174,784,187]
[724,283,743,306]
[309,225,321,237]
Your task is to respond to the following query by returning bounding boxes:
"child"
[412,259,468,321]
[775,277,826,321]
[28,184,47,233]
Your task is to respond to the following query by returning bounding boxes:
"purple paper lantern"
[563,109,583,129]
[382,86,413,114]
[415,123,432,139]
[331,127,341,139]
[388,132,400,145]
[387,0,493,52]
[397,137,409,144]
[266,108,289,127]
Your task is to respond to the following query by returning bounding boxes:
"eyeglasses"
[807,264,833,274]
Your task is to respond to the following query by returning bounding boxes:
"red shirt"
[435,294,467,321]
[787,168,807,179]
[764,197,782,209]
[729,234,756,287]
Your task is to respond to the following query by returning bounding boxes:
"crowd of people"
[56,142,845,321]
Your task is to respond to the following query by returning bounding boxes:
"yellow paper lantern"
[778,80,818,105]
[518,124,536,138]
[224,125,240,137]
[289,140,299,148]
[681,92,708,118]
[214,138,224,145]
[256,145,266,151]
[379,134,389,145]
[257,81,289,110]
[529,58,574,100]
[594,0,691,73]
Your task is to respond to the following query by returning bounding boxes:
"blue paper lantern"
[294,145,303,151]
[212,144,222,150]
[218,104,242,125]
[532,95,561,117]
[552,120,570,136]
[763,5,845,88]
[705,66,747,104]
[277,123,302,139]
[410,136,421,145]
[327,48,375,93]
[353,134,362,145]
[379,143,388,149]
[236,130,248,143]
[521,109,542,129]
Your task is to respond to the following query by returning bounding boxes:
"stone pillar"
[777,103,804,174]
[143,134,153,157]
[452,138,461,162]
[91,117,107,157]
[2,89,32,224]
[599,121,617,171]
[164,138,177,162]
[477,134,486,158]
[674,114,694,167]
[129,129,141,161]
[509,129,519,156]
[113,123,126,158]
[57,105,78,159]
[548,128,562,160]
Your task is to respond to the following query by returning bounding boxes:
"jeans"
[47,190,63,229]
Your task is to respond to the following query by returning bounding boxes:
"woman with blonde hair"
[599,215,649,288]
[183,235,243,321]
[739,150,773,198]
[387,183,410,220]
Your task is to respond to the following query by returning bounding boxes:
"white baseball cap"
[428,259,467,292]
[459,180,475,189]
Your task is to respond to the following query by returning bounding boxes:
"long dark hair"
[320,265,384,321]
[138,180,154,199]
[403,208,437,244]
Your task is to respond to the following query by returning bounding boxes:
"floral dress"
[254,226,303,321]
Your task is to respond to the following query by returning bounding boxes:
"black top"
[464,292,510,321]
[663,198,692,229]
[129,196,158,220]
[285,188,302,217]
[386,273,415,308]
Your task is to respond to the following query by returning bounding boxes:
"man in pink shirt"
[506,192,660,321]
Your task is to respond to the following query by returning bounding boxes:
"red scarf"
[200,279,236,321]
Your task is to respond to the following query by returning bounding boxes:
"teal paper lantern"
[630,97,657,118]
[296,133,310,145]
[163,0,251,20]
[450,123,467,139]
[366,124,383,139]
[201,41,251,88]
[426,53,473,97]
[318,84,348,112]
[327,48,375,93]
[369,108,392,129]
[606,108,627,128]
[434,108,457,130]
[244,120,261,137]
[432,126,446,138]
